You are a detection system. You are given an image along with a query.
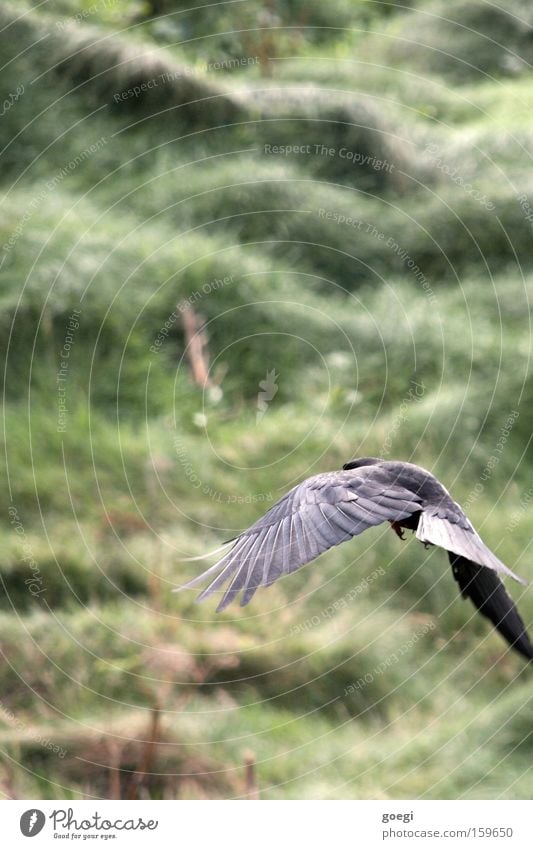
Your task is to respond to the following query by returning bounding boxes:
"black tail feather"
[449,553,533,661]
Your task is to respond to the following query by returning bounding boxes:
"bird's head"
[342,456,382,471]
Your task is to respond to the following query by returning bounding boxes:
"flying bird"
[177,458,533,660]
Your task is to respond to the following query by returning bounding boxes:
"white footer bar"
[4,800,532,848]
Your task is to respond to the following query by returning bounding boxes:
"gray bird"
[177,458,533,660]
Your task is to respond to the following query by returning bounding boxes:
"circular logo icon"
[20,809,46,837]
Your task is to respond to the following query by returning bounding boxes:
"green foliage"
[1,0,533,801]
[141,0,369,66]
[380,0,533,81]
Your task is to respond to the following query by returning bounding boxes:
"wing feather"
[196,534,257,603]
[175,462,531,660]
[217,525,277,612]
[176,470,422,608]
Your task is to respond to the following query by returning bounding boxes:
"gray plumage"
[176,458,532,660]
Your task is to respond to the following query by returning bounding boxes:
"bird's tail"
[417,511,527,585]
[449,552,533,661]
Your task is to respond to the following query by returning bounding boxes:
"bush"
[382,0,533,81]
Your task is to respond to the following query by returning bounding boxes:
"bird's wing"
[449,553,533,660]
[175,471,422,611]
[416,508,526,585]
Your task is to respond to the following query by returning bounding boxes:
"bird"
[176,458,533,661]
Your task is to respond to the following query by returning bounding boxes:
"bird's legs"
[390,513,431,547]
[389,521,406,540]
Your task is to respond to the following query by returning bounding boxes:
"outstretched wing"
[416,508,526,585]
[176,471,422,611]
[449,553,533,660]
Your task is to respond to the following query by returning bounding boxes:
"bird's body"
[177,457,533,661]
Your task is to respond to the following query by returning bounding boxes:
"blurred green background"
[1,0,533,799]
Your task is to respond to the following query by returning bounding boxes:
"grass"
[1,0,533,800]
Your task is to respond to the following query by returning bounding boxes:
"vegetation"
[1,0,532,799]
